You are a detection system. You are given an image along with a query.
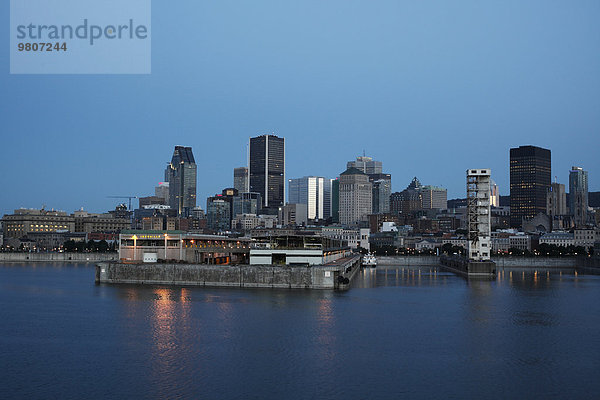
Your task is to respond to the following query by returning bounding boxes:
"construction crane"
[107,196,138,211]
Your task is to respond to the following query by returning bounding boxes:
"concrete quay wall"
[377,255,581,269]
[493,257,576,268]
[377,256,440,266]
[96,255,361,290]
[0,252,118,263]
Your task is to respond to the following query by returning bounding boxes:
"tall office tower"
[155,182,170,204]
[372,179,390,214]
[249,134,285,211]
[165,146,197,217]
[490,180,500,207]
[206,196,231,231]
[233,167,249,193]
[467,169,491,261]
[288,176,328,220]
[420,185,447,210]
[323,179,332,220]
[331,178,340,223]
[569,166,589,226]
[369,173,391,214]
[509,145,551,228]
[339,168,372,226]
[546,182,567,218]
[232,192,262,217]
[347,156,382,175]
[348,156,390,214]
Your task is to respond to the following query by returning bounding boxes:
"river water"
[1,262,599,399]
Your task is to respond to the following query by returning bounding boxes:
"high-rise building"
[249,134,285,211]
[278,203,308,226]
[288,176,329,220]
[467,169,492,261]
[420,185,447,210]
[509,145,551,228]
[370,173,392,214]
[569,166,589,226]
[331,178,340,223]
[490,180,500,207]
[390,177,423,215]
[206,197,231,231]
[323,179,332,221]
[339,168,372,226]
[347,156,382,175]
[155,182,169,204]
[232,192,262,217]
[546,182,567,218]
[348,156,391,214]
[233,167,249,193]
[165,146,197,217]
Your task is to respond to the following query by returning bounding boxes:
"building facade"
[278,203,308,226]
[288,176,328,220]
[249,134,285,210]
[420,185,447,210]
[569,166,589,226]
[233,167,249,193]
[371,175,392,214]
[467,169,491,261]
[2,208,75,238]
[166,146,197,217]
[510,145,551,228]
[347,156,382,175]
[206,197,231,231]
[338,168,372,226]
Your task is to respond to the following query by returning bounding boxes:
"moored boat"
[362,252,377,268]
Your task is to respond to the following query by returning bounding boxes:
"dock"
[96,254,362,290]
[440,255,496,278]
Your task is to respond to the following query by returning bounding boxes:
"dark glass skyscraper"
[165,146,197,217]
[509,145,551,228]
[249,134,285,210]
[569,166,589,226]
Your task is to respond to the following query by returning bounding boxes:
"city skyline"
[0,139,596,216]
[1,2,599,215]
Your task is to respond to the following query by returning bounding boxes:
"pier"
[96,254,361,290]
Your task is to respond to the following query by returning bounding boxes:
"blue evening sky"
[1,0,599,215]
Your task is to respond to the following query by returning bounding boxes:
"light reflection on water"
[1,263,600,399]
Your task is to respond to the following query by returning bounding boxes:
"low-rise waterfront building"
[249,235,350,266]
[2,208,75,238]
[509,234,533,251]
[539,232,575,247]
[119,230,251,264]
[573,228,599,250]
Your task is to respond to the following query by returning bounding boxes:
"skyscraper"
[331,178,340,223]
[249,134,285,211]
[339,167,372,226]
[546,182,567,218]
[347,156,382,175]
[420,185,447,210]
[348,156,391,214]
[569,166,589,226]
[288,176,328,220]
[509,145,551,228]
[233,167,249,193]
[165,146,197,217]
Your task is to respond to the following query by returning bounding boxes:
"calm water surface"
[1,262,599,399]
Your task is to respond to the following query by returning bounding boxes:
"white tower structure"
[467,169,491,261]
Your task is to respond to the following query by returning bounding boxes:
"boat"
[362,252,377,268]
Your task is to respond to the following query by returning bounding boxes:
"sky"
[2,0,599,216]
